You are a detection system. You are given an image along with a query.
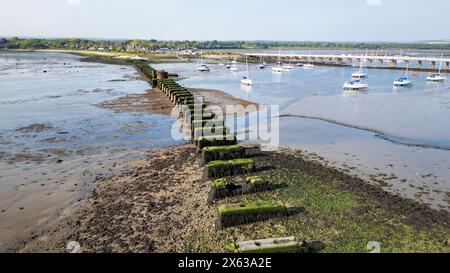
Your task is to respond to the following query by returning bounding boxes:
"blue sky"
[1,0,449,41]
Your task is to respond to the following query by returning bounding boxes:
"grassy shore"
[16,49,188,64]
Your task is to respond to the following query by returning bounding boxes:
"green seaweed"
[202,145,244,163]
[218,200,286,216]
[197,135,237,150]
[246,176,270,186]
[207,158,255,178]
[218,200,288,228]
[211,178,230,190]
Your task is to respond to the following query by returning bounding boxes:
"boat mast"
[438,54,443,74]
[246,56,250,78]
[405,62,409,78]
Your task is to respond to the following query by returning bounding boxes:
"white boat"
[241,57,253,86]
[427,73,446,82]
[427,54,446,82]
[196,64,210,72]
[259,56,267,69]
[283,53,294,70]
[272,49,283,73]
[393,64,413,87]
[272,66,283,73]
[241,76,253,86]
[219,63,225,67]
[230,57,238,72]
[352,57,367,78]
[352,71,367,78]
[343,79,369,91]
[196,53,210,72]
[303,51,315,68]
[393,77,413,87]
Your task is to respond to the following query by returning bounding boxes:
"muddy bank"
[13,145,449,253]
[97,87,261,117]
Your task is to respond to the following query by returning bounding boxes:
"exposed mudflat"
[96,87,261,118]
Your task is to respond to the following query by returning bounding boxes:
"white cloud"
[66,0,81,6]
[366,0,382,6]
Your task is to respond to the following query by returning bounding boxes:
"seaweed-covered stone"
[202,145,244,164]
[197,135,237,150]
[209,178,238,202]
[225,237,310,253]
[192,119,224,130]
[240,143,263,157]
[243,176,273,193]
[206,159,255,179]
[211,178,230,189]
[194,126,230,140]
[218,200,287,228]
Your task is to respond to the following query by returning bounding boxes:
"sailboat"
[241,57,253,86]
[352,57,367,78]
[343,79,369,91]
[272,49,283,73]
[427,54,447,82]
[303,51,315,68]
[393,63,413,87]
[230,57,238,72]
[259,56,266,69]
[196,52,210,72]
[282,52,294,70]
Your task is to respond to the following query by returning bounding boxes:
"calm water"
[154,59,450,209]
[0,52,181,157]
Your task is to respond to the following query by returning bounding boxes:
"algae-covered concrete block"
[206,158,255,178]
[202,145,244,164]
[226,237,309,253]
[218,200,287,228]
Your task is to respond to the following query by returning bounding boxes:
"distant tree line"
[1,37,449,51]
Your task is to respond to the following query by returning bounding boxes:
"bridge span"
[244,53,450,70]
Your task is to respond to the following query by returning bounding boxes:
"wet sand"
[97,87,261,117]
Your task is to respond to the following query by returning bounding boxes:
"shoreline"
[3,49,448,74]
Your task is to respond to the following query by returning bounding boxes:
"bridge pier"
[430,61,436,69]
[377,59,384,67]
[416,60,423,68]
[335,58,343,65]
[445,62,450,69]
[388,59,397,68]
